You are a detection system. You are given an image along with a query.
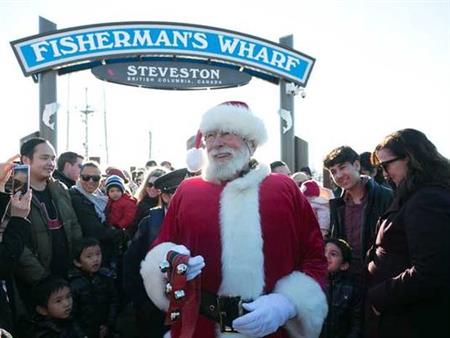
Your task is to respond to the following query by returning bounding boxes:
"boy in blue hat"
[104,175,137,233]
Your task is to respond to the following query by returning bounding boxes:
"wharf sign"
[11,22,315,86]
[91,61,251,89]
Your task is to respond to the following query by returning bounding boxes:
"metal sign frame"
[11,21,315,86]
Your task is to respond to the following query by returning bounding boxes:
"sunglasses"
[81,175,101,182]
[378,156,404,171]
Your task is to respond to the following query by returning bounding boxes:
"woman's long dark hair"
[135,166,168,203]
[372,128,450,202]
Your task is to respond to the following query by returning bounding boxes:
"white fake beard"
[205,145,250,182]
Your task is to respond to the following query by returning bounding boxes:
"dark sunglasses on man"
[81,175,101,182]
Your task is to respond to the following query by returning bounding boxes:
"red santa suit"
[141,164,328,338]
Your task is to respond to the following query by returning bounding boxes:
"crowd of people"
[1,101,449,338]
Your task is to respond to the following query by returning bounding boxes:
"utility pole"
[80,87,95,158]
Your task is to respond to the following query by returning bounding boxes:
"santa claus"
[141,101,327,338]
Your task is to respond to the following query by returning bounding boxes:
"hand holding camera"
[0,154,20,192]
[11,164,30,195]
[10,190,32,219]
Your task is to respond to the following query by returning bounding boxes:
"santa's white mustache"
[208,147,236,157]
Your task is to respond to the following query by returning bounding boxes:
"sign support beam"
[279,35,295,171]
[38,16,57,151]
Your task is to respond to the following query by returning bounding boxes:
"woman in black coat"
[69,162,122,267]
[0,155,32,335]
[367,129,450,338]
[133,167,168,228]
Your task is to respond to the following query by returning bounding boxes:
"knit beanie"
[105,175,125,193]
[106,167,128,183]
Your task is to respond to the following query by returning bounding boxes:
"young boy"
[69,238,118,338]
[321,238,362,338]
[25,276,86,338]
[104,175,137,232]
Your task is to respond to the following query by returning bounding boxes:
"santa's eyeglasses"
[204,131,239,143]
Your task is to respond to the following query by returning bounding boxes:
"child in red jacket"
[105,175,137,231]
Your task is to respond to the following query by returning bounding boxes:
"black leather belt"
[199,291,250,332]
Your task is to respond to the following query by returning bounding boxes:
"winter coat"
[69,268,118,338]
[329,178,393,269]
[134,195,159,226]
[53,170,76,189]
[0,192,30,334]
[367,186,450,338]
[105,193,137,230]
[15,178,82,283]
[123,206,168,337]
[69,188,122,266]
[321,271,362,338]
[22,314,86,338]
[308,196,331,236]
[123,207,164,306]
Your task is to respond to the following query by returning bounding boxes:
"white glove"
[232,293,296,337]
[170,245,205,281]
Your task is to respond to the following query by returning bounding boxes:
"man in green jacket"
[16,138,82,288]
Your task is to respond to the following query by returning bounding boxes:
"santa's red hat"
[186,101,268,173]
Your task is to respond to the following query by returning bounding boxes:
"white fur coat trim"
[218,163,270,338]
[274,271,328,338]
[218,163,270,299]
[140,241,177,312]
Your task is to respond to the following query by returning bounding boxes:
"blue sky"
[1,0,449,174]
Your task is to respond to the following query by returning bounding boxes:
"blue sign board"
[11,22,315,86]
